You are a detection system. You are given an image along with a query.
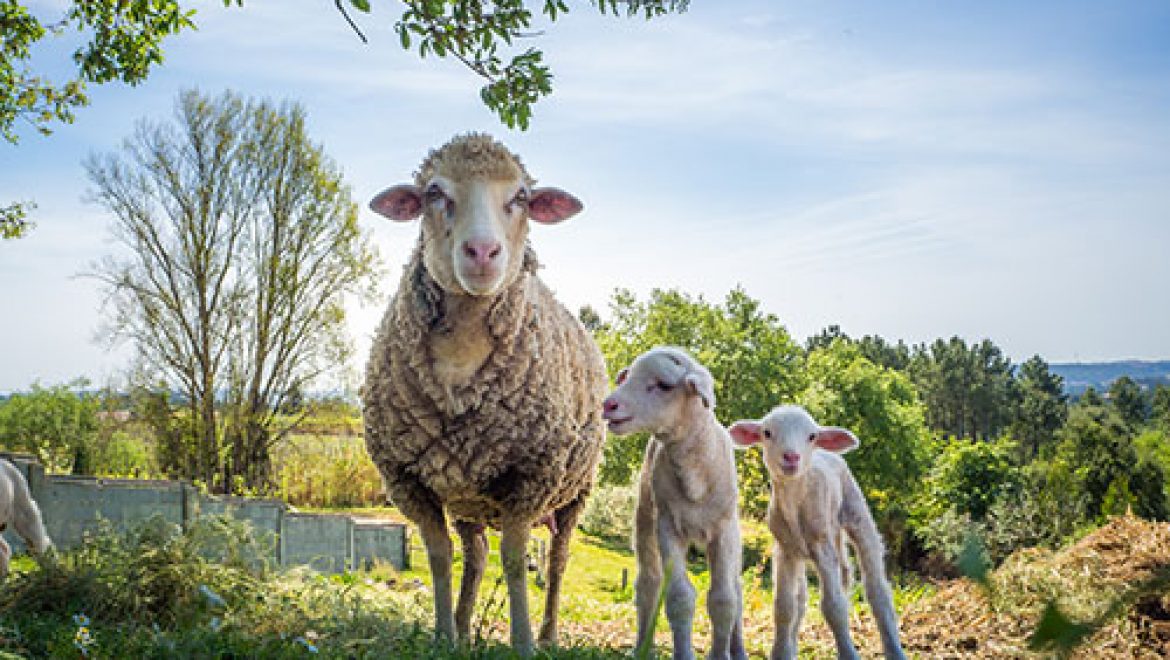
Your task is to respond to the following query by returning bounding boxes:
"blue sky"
[2,0,1169,392]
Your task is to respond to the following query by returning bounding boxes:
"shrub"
[579,485,637,547]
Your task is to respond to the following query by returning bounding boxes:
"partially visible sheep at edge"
[0,458,53,578]
[603,346,748,660]
[361,134,607,656]
[730,405,906,660]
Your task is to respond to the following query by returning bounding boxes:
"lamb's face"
[601,347,715,437]
[729,405,858,479]
[369,135,583,297]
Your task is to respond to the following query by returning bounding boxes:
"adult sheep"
[0,458,52,578]
[362,134,607,655]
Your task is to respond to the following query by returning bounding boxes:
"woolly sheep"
[602,347,747,660]
[730,405,905,660]
[0,459,52,578]
[361,134,607,655]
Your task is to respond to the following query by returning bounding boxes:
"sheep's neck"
[429,293,495,388]
[654,408,721,502]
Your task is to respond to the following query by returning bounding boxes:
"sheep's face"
[369,135,582,297]
[602,347,715,438]
[729,405,858,479]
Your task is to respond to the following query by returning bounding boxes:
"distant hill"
[1050,360,1170,395]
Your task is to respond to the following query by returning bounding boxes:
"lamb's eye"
[655,381,675,392]
[808,433,817,443]
[763,429,771,438]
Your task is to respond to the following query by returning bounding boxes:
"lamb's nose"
[603,397,620,415]
[462,239,502,267]
[782,452,801,464]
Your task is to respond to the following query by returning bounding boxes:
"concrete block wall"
[0,452,407,573]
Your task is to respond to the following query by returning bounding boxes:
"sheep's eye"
[808,433,817,443]
[655,381,675,392]
[763,429,771,439]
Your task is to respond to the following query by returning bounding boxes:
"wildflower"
[199,584,227,609]
[73,625,95,657]
[294,636,319,653]
[72,613,91,627]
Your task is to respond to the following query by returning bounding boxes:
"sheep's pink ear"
[615,368,629,385]
[729,421,763,447]
[528,187,582,224]
[370,184,423,221]
[814,427,859,454]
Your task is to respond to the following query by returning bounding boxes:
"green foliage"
[1107,375,1148,429]
[909,336,1015,441]
[592,286,804,516]
[578,485,636,547]
[273,434,383,508]
[918,436,1020,524]
[1010,355,1067,460]
[1055,397,1168,521]
[800,340,930,558]
[1152,384,1170,429]
[0,200,34,239]
[336,0,688,129]
[0,381,99,473]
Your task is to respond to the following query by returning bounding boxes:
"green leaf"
[1028,601,1095,653]
[349,0,371,12]
[957,531,990,588]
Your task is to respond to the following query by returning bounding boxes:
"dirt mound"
[849,515,1170,658]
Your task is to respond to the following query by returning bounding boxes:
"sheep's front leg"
[770,547,805,660]
[412,506,457,643]
[845,515,906,659]
[658,521,696,660]
[633,491,663,654]
[454,520,488,643]
[500,517,535,656]
[0,535,10,579]
[705,528,746,660]
[810,539,860,660]
[538,496,585,646]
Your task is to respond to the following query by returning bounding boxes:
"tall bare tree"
[87,89,379,492]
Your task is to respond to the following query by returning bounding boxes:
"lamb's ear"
[529,187,583,224]
[370,184,423,221]
[684,372,715,409]
[814,427,859,454]
[729,421,763,447]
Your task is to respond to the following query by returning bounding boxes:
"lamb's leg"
[500,517,535,656]
[538,496,585,646]
[770,547,805,660]
[659,523,696,660]
[13,488,50,555]
[810,539,860,660]
[454,520,488,643]
[846,515,906,659]
[633,492,663,654]
[705,527,745,660]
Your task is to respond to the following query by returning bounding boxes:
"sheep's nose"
[782,452,801,464]
[602,397,620,415]
[462,239,502,267]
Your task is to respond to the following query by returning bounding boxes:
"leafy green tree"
[1153,385,1170,430]
[1107,376,1148,429]
[800,340,931,561]
[87,90,380,493]
[910,336,1015,441]
[593,286,804,516]
[1055,396,1167,521]
[0,381,99,473]
[918,437,1020,524]
[1010,355,1068,460]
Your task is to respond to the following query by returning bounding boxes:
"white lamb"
[602,347,747,660]
[0,458,52,578]
[729,405,905,660]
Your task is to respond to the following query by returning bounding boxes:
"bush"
[579,485,637,547]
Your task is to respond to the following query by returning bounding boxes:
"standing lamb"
[361,134,607,655]
[729,405,905,660]
[602,347,747,660]
[0,458,53,578]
